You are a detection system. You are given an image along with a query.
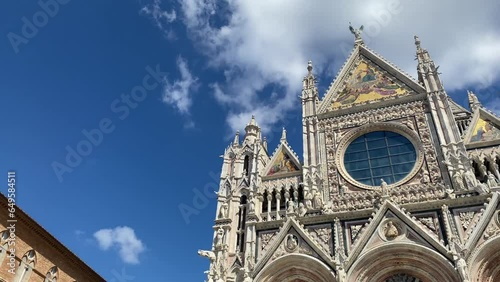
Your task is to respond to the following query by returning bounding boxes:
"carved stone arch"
[22,249,37,265]
[235,187,250,198]
[254,254,336,282]
[469,235,500,282]
[348,242,460,282]
[226,265,242,282]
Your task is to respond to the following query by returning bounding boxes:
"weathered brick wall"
[0,194,105,282]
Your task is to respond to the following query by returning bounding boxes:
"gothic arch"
[469,235,500,282]
[254,254,336,282]
[348,243,459,282]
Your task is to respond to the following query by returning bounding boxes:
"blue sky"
[1,0,500,281]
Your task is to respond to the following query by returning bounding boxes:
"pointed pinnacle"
[248,115,257,126]
[414,35,421,49]
[307,60,313,74]
[281,127,287,142]
[233,130,240,146]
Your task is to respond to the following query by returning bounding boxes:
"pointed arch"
[243,155,250,176]
[0,230,9,265]
[14,249,37,282]
[254,254,336,282]
[469,235,500,282]
[45,266,58,282]
[348,242,460,282]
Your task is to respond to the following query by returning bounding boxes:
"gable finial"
[414,35,422,51]
[281,127,287,142]
[349,22,364,45]
[467,90,482,112]
[307,60,313,75]
[233,130,240,146]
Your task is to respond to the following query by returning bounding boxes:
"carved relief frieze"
[452,206,483,242]
[258,230,279,259]
[306,225,333,255]
[350,225,363,242]
[414,211,443,240]
[344,219,369,250]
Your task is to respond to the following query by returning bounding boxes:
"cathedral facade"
[199,31,500,282]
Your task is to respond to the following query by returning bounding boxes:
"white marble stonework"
[199,28,500,282]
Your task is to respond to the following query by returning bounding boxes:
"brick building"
[0,193,105,282]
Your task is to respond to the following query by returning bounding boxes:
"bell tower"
[301,60,323,201]
[199,116,269,282]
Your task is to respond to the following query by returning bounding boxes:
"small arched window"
[14,250,36,282]
[243,155,250,176]
[0,230,9,266]
[45,266,58,282]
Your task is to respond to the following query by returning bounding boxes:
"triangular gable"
[252,217,335,276]
[452,206,483,243]
[263,141,301,177]
[238,177,250,189]
[463,108,500,148]
[448,97,470,115]
[318,45,425,114]
[464,192,500,257]
[345,200,451,271]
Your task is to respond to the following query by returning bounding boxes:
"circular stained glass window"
[344,131,417,186]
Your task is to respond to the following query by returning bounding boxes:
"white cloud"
[162,56,199,118]
[94,226,145,264]
[144,0,500,133]
[488,97,500,115]
[141,0,177,39]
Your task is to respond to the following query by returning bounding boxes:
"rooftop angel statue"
[349,22,364,43]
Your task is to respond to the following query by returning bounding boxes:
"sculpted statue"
[380,179,389,197]
[493,162,500,179]
[214,228,224,248]
[287,199,295,213]
[464,170,478,188]
[453,252,470,282]
[475,183,490,195]
[298,202,307,216]
[304,190,313,209]
[322,201,334,214]
[313,191,323,209]
[218,203,228,219]
[286,234,298,251]
[349,22,364,42]
[487,171,498,188]
[248,195,255,213]
[445,188,456,199]
[422,171,430,183]
[453,171,466,191]
[384,221,399,239]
